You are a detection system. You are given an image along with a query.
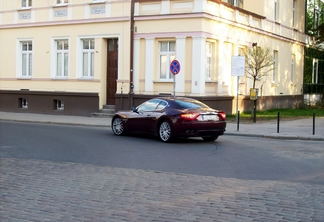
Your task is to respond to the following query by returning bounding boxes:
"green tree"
[244,45,274,122]
[306,0,324,48]
[304,0,324,97]
[244,46,274,89]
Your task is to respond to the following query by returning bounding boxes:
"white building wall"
[191,37,207,95]
[144,38,155,94]
[175,36,186,95]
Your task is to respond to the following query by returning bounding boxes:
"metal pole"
[236,76,239,123]
[253,100,256,123]
[173,75,176,98]
[237,111,240,131]
[313,113,315,135]
[277,112,280,133]
[129,0,135,109]
[120,83,123,110]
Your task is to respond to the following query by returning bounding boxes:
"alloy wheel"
[159,121,173,142]
[112,117,124,136]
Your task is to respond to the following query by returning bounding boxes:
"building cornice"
[0,16,129,29]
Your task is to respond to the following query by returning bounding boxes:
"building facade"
[0,0,308,116]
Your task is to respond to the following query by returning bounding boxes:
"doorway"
[106,38,118,105]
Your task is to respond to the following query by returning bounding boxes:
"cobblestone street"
[1,157,323,221]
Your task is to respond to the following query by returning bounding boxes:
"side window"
[292,0,296,27]
[55,40,69,77]
[274,0,279,22]
[206,42,213,81]
[227,0,243,8]
[156,101,168,110]
[137,99,160,112]
[159,41,176,80]
[57,0,68,5]
[82,39,95,77]
[312,59,319,84]
[22,0,32,8]
[20,41,33,77]
[272,50,278,83]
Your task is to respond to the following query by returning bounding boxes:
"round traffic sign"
[170,60,181,75]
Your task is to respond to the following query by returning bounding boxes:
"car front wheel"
[159,121,173,142]
[112,117,124,136]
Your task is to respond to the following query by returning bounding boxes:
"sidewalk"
[1,111,323,141]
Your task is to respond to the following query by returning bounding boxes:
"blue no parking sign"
[170,60,181,75]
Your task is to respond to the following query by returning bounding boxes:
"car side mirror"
[131,106,137,112]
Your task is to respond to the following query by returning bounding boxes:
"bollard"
[237,111,240,131]
[313,113,315,135]
[277,112,280,133]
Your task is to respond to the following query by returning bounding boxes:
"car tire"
[159,121,174,142]
[112,117,125,136]
[202,134,219,142]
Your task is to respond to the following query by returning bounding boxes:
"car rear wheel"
[159,121,173,142]
[202,134,219,142]
[112,117,124,136]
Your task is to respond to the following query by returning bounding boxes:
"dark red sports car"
[111,97,226,142]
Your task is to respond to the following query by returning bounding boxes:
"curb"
[225,132,324,141]
[0,119,109,128]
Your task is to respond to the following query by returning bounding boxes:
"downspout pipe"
[129,0,134,109]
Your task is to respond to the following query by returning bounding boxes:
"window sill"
[18,7,32,11]
[89,1,106,5]
[205,80,218,83]
[153,80,174,83]
[53,4,68,8]
[52,77,68,80]
[17,77,32,80]
[78,77,94,80]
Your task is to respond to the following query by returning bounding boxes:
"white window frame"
[92,0,106,3]
[56,0,68,5]
[227,0,243,8]
[312,59,319,84]
[291,54,295,83]
[55,39,69,78]
[274,0,279,21]
[17,40,33,78]
[159,41,176,81]
[205,42,213,81]
[272,50,278,83]
[21,0,32,8]
[81,39,95,78]
[292,0,296,27]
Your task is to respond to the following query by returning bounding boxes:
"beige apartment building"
[0,0,308,116]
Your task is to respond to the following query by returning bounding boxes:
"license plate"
[202,114,219,121]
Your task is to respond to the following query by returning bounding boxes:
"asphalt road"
[1,121,323,185]
[1,121,324,221]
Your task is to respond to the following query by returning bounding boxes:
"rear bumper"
[173,121,226,137]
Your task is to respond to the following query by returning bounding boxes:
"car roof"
[154,97,196,102]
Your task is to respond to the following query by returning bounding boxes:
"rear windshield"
[175,99,210,109]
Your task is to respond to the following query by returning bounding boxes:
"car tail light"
[180,113,200,120]
[218,112,226,121]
